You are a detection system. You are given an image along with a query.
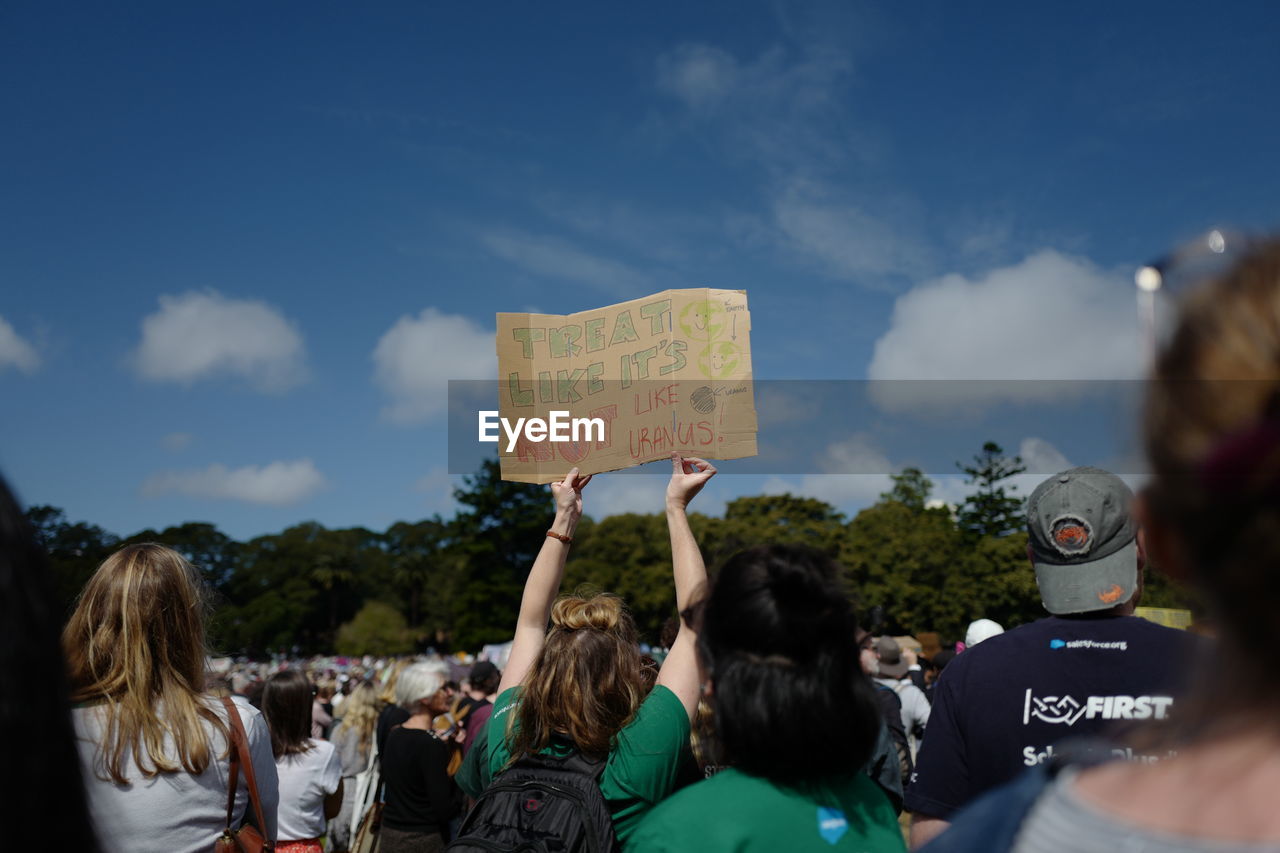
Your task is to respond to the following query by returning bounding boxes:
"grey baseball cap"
[1026,467,1139,615]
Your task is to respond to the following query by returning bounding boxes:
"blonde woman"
[65,543,279,852]
[329,681,379,851]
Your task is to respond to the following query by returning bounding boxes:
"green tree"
[25,505,119,615]
[880,467,934,513]
[447,458,554,649]
[956,442,1027,538]
[336,601,413,656]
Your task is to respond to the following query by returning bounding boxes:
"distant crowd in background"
[7,239,1280,851]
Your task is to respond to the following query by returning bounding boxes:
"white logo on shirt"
[1022,689,1173,726]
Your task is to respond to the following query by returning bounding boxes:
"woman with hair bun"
[473,455,716,846]
[66,543,279,852]
[629,544,904,852]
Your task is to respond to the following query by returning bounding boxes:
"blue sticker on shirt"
[816,806,848,845]
[1049,638,1066,649]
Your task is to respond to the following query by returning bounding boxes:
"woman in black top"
[380,661,458,853]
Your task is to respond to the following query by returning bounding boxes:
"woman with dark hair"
[0,475,100,851]
[629,544,905,852]
[67,543,279,852]
[471,454,716,846]
[920,239,1280,851]
[263,669,343,853]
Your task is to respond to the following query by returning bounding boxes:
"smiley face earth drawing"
[679,300,726,340]
[697,341,741,378]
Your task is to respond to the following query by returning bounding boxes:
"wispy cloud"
[479,230,653,296]
[772,182,932,282]
[142,458,326,505]
[132,291,308,392]
[161,432,194,452]
[373,308,495,424]
[0,315,40,374]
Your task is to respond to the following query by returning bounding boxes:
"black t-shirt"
[382,727,458,834]
[904,614,1199,820]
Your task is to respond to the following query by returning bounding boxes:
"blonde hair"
[62,543,225,784]
[333,682,380,752]
[378,659,409,708]
[508,592,644,760]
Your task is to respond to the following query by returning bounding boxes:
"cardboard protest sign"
[494,289,757,483]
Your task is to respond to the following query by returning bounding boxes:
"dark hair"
[262,669,316,758]
[0,475,100,850]
[699,545,880,785]
[472,668,502,697]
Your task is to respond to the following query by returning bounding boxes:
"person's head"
[62,543,221,784]
[1143,238,1280,709]
[378,658,410,708]
[395,661,452,716]
[0,475,100,850]
[262,669,316,758]
[334,681,380,745]
[874,636,909,679]
[964,618,1004,648]
[314,677,336,702]
[698,545,880,786]
[468,660,501,698]
[511,592,645,759]
[1025,467,1144,616]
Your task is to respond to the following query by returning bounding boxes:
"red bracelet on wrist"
[546,530,573,544]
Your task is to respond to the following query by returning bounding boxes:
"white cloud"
[0,315,40,373]
[867,250,1143,413]
[142,459,326,506]
[760,435,893,510]
[162,432,194,451]
[1018,437,1072,475]
[373,308,495,424]
[480,230,652,296]
[132,291,307,392]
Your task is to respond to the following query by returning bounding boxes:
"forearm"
[665,502,706,612]
[514,508,578,631]
[909,815,950,849]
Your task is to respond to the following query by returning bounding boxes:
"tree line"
[28,443,1194,657]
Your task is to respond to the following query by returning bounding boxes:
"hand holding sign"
[666,452,717,510]
[550,467,592,521]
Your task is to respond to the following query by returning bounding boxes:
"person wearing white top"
[63,544,279,853]
[263,669,344,851]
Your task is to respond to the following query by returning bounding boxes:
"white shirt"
[74,697,279,853]
[874,676,931,755]
[276,739,342,841]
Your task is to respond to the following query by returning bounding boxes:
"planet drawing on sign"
[690,386,716,414]
[697,342,740,379]
[679,300,726,340]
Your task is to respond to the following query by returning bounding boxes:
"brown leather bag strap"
[223,720,240,829]
[220,697,274,850]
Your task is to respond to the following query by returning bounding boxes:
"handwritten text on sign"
[494,289,757,483]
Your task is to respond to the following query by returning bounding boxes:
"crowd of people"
[6,240,1280,850]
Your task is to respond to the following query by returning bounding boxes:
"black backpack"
[445,751,618,853]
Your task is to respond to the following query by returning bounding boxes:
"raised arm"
[656,453,716,720]
[497,467,591,695]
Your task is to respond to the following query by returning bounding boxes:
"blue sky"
[4,1,1279,541]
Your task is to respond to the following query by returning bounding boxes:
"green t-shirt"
[482,684,692,846]
[627,767,906,853]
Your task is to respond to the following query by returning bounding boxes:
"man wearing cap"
[873,636,931,760]
[905,467,1197,848]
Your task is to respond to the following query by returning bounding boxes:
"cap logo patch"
[1049,515,1093,556]
[1097,584,1125,604]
